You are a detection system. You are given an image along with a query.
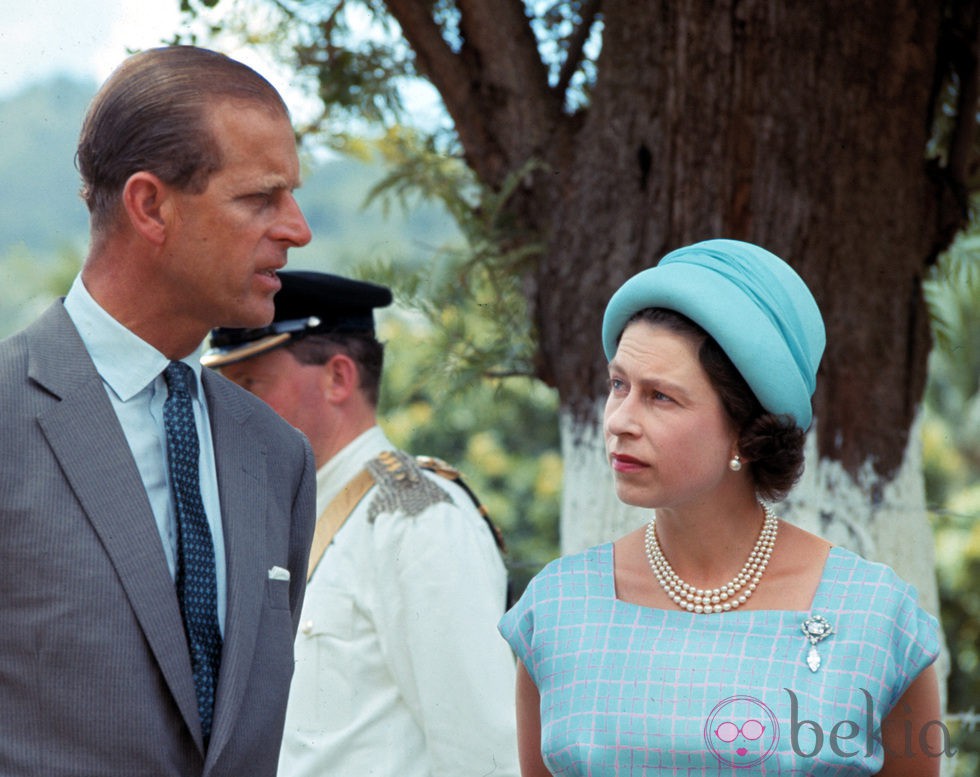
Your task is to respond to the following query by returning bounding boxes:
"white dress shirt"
[63,275,227,631]
[278,426,519,777]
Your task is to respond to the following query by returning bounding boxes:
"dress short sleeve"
[498,547,610,689]
[879,566,941,709]
[498,564,541,680]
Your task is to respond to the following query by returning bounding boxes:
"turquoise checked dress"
[498,545,940,775]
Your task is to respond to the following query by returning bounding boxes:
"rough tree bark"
[383,0,977,635]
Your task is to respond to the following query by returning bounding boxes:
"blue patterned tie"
[163,361,222,746]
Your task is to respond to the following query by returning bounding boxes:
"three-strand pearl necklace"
[643,502,778,614]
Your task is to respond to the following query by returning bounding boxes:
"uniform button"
[301,620,314,634]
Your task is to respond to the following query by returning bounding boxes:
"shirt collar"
[315,426,391,511]
[63,274,205,401]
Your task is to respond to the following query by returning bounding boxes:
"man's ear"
[322,354,359,402]
[121,172,172,246]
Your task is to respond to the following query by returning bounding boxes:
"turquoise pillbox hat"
[601,239,825,430]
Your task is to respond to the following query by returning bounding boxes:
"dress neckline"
[606,542,844,618]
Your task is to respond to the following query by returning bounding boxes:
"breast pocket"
[291,589,356,731]
[266,578,291,610]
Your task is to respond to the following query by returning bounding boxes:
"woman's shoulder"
[822,545,941,680]
[767,521,928,614]
[816,543,936,636]
[779,520,911,589]
[525,542,614,597]
[822,543,916,591]
[499,543,614,645]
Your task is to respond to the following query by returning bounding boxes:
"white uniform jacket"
[278,426,519,777]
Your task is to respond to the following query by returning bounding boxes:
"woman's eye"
[608,378,625,392]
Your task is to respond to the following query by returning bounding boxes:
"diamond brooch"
[801,615,833,672]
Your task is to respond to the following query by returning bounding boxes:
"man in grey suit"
[0,46,316,776]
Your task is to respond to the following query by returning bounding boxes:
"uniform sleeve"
[370,479,520,777]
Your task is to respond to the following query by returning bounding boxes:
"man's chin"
[221,300,276,330]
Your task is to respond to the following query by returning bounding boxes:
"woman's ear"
[121,171,171,246]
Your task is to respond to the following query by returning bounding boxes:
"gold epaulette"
[365,450,452,522]
[414,455,507,555]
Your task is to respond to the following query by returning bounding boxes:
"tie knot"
[164,361,195,397]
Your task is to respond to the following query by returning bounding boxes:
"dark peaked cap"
[201,270,393,368]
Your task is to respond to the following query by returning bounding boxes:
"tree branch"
[455,0,552,99]
[454,0,567,189]
[382,0,474,113]
[385,0,562,189]
[554,0,603,100]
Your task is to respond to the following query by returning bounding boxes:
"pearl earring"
[729,455,742,472]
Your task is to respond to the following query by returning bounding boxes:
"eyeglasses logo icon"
[714,718,766,743]
[704,695,780,768]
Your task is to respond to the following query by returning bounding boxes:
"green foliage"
[923,232,980,501]
[342,129,561,591]
[377,311,560,595]
[0,244,81,338]
[923,230,980,766]
[933,507,980,771]
[357,126,543,383]
[924,235,980,408]
[177,0,420,145]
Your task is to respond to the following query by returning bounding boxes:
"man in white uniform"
[203,270,519,777]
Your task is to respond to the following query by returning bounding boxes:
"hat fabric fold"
[601,239,825,430]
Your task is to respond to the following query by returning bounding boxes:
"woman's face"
[604,320,739,510]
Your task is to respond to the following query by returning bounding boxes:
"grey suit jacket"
[0,301,316,776]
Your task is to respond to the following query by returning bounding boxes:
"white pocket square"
[268,565,291,581]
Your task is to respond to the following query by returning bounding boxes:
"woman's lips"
[610,453,648,472]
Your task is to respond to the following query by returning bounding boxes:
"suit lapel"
[27,303,204,750]
[201,371,268,769]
